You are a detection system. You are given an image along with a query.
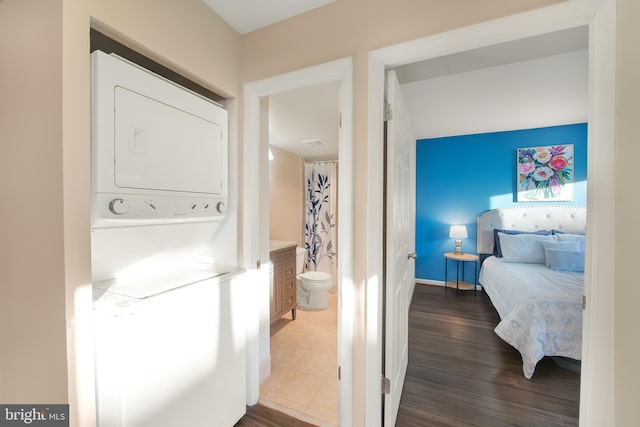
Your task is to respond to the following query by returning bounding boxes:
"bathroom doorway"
[261,81,340,425]
[242,57,353,426]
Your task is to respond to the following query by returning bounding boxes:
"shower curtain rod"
[304,160,338,164]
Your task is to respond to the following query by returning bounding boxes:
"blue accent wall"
[415,123,588,281]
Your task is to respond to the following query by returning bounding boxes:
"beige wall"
[240,0,565,82]
[615,0,640,424]
[89,0,240,98]
[240,0,566,423]
[7,0,639,425]
[62,0,94,424]
[269,147,304,245]
[0,0,69,403]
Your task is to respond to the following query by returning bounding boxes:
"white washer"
[93,268,246,427]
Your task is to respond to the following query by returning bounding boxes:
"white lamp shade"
[449,225,468,239]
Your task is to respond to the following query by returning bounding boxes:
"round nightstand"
[444,252,479,294]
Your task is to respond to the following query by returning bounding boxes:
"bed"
[477,206,586,378]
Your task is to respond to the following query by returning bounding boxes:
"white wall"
[402,50,588,139]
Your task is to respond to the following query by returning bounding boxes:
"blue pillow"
[553,233,586,252]
[493,229,551,257]
[498,232,555,264]
[544,248,585,272]
[541,241,582,267]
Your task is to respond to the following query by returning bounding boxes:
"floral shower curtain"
[304,161,337,279]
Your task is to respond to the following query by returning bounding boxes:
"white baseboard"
[415,278,445,287]
[415,278,483,291]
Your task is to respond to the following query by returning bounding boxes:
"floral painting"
[517,144,574,202]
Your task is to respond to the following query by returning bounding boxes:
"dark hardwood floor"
[234,404,317,427]
[395,284,580,427]
[235,283,580,426]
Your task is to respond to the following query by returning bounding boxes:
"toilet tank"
[295,247,306,274]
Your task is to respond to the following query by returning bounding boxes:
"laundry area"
[89,51,246,426]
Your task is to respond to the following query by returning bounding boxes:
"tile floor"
[260,291,338,426]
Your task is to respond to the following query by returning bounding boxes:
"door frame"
[243,57,354,426]
[366,0,616,425]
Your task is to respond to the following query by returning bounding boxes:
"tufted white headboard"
[477,206,587,255]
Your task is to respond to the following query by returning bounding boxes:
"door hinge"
[256,260,261,269]
[384,103,393,121]
[338,366,341,380]
[381,376,391,394]
[339,112,342,128]
[583,295,586,310]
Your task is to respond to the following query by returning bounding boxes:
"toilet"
[296,247,333,310]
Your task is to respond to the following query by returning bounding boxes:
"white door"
[383,70,416,426]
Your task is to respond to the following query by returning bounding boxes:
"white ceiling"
[203,0,336,34]
[394,26,588,84]
[402,49,588,140]
[268,81,340,161]
[395,27,588,139]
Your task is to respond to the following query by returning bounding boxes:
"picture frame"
[517,144,574,202]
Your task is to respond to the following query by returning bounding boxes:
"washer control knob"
[108,198,129,215]
[216,201,226,214]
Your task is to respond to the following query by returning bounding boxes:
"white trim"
[243,57,354,426]
[241,265,269,405]
[365,51,385,427]
[259,355,271,384]
[581,1,616,425]
[367,1,614,425]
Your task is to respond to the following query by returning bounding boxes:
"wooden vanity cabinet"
[270,245,297,324]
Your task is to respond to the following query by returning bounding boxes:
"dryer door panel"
[114,86,223,195]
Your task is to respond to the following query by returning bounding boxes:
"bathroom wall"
[269,146,304,245]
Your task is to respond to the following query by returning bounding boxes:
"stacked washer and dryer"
[90,51,246,427]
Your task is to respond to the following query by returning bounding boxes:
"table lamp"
[449,225,468,255]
